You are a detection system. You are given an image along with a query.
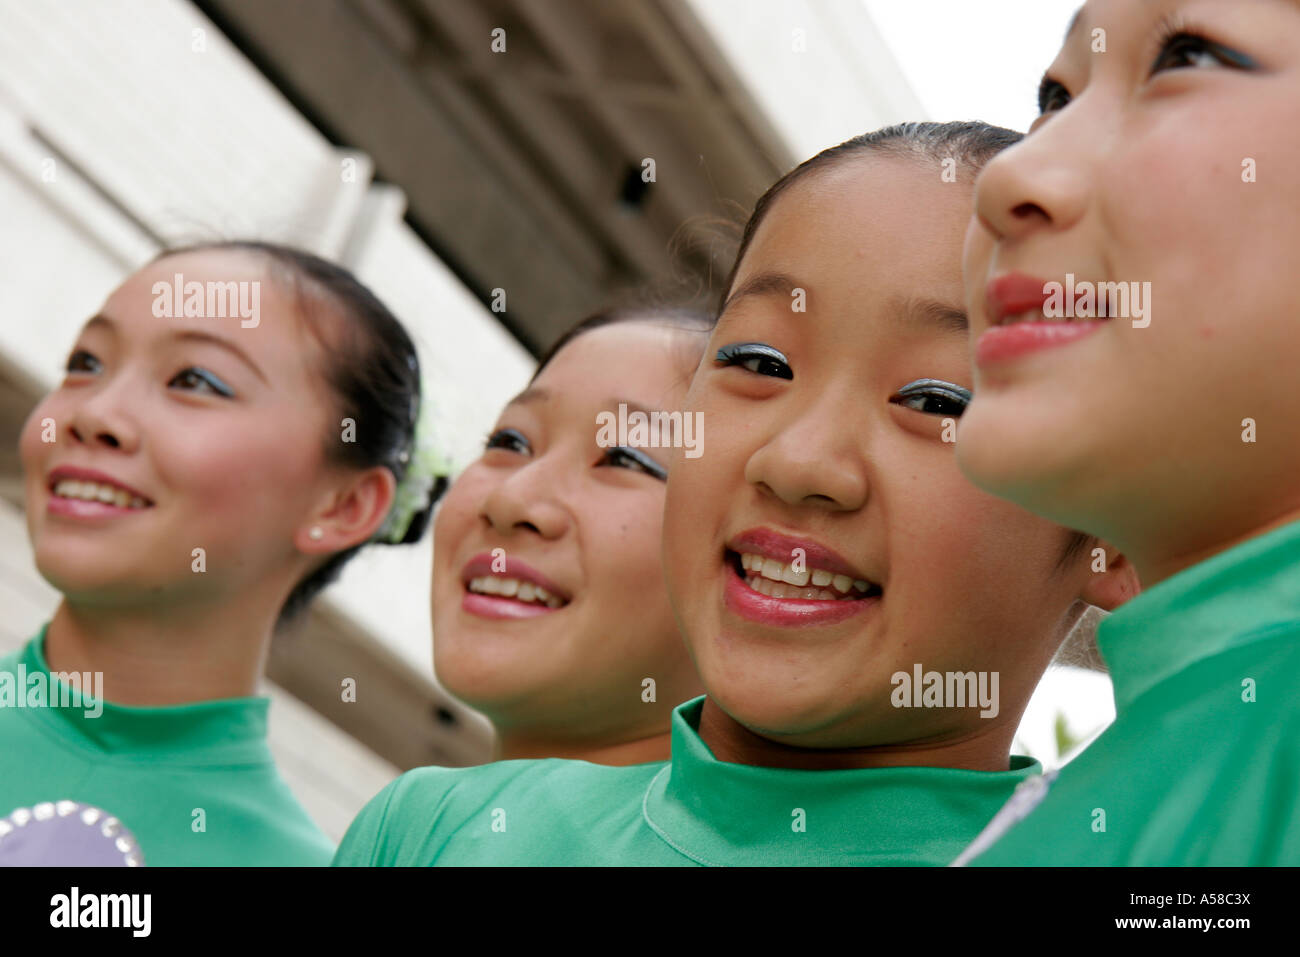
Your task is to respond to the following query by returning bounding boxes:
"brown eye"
[715,342,793,380]
[65,350,102,375]
[1151,33,1246,74]
[168,367,234,398]
[890,379,971,418]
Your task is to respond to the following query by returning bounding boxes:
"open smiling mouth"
[726,549,881,601]
[465,575,568,610]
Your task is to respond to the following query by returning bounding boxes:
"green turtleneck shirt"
[334,696,1040,866]
[965,519,1300,866]
[0,627,335,866]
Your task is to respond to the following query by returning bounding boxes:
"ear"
[1078,542,1141,612]
[295,466,397,555]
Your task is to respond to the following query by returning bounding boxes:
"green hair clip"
[376,396,454,545]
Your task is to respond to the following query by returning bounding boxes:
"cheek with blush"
[159,409,328,558]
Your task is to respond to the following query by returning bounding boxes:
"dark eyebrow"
[172,330,267,384]
[83,315,267,383]
[895,296,968,335]
[720,271,802,316]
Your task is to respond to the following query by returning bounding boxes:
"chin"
[707,674,849,742]
[958,405,1077,513]
[36,566,154,605]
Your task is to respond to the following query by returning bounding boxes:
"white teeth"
[743,573,841,602]
[780,564,810,586]
[52,479,148,508]
[735,552,874,598]
[467,574,564,608]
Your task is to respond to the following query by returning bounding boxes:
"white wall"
[679,0,928,159]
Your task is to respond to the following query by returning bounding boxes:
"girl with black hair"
[335,122,1135,866]
[0,241,443,865]
[431,306,709,765]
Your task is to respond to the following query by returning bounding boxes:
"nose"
[744,389,869,512]
[480,448,573,541]
[972,105,1096,246]
[66,377,141,453]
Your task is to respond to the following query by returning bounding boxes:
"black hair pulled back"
[154,240,443,627]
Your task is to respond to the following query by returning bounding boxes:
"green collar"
[1099,519,1300,714]
[3,627,273,765]
[642,697,1040,866]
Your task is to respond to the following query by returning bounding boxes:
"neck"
[42,594,277,706]
[496,728,672,766]
[696,697,1018,771]
[1134,504,1300,587]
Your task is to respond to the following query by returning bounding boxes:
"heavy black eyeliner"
[715,342,788,364]
[485,427,530,453]
[896,378,972,404]
[609,446,667,481]
[715,342,794,379]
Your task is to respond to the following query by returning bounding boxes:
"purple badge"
[0,801,145,866]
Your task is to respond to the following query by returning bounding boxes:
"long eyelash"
[1151,10,1193,52]
[484,427,532,456]
[715,342,788,365]
[1150,12,1257,72]
[1036,73,1063,115]
[609,446,667,481]
[896,379,972,405]
[176,368,233,397]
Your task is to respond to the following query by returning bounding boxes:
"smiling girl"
[431,307,708,764]
[0,241,438,866]
[334,122,1135,867]
[956,0,1300,866]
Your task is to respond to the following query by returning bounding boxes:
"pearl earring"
[308,526,324,541]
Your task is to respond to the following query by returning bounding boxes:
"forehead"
[737,155,972,307]
[104,248,312,342]
[120,248,275,308]
[536,321,701,406]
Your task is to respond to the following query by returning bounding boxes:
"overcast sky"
[862,0,1082,132]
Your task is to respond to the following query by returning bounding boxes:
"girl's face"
[432,322,704,741]
[20,250,344,608]
[663,156,1101,750]
[960,0,1300,581]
